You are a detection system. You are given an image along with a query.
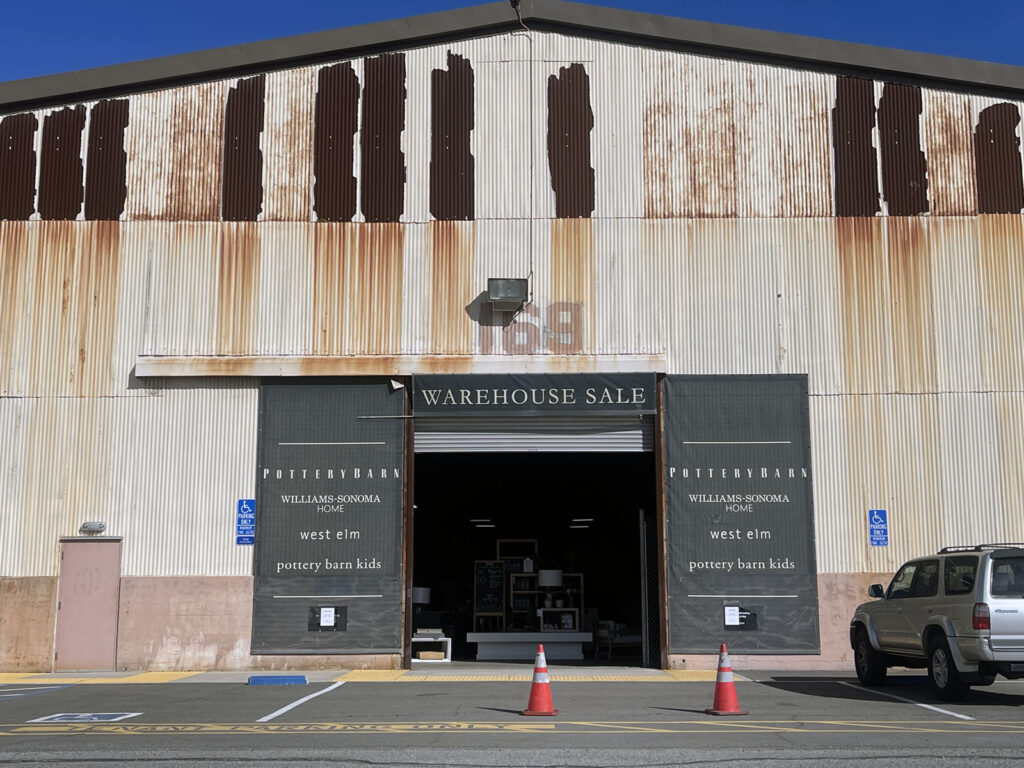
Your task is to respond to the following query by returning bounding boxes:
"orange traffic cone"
[705,643,748,716]
[521,644,559,716]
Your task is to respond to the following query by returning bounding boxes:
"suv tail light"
[973,602,990,630]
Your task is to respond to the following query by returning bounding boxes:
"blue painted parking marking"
[29,712,142,723]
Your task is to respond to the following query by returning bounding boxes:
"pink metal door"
[54,539,122,670]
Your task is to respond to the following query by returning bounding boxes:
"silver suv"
[849,544,1024,700]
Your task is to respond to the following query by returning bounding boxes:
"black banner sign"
[251,379,406,654]
[412,373,656,416]
[664,375,819,654]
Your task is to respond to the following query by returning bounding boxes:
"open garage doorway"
[412,452,660,666]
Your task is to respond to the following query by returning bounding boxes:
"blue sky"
[3,0,1023,84]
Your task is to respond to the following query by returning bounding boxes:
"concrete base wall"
[1,572,886,671]
[115,576,400,671]
[0,578,57,671]
[668,572,884,671]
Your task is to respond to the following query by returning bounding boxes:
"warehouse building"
[1,0,1023,672]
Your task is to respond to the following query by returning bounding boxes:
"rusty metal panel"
[310,223,405,354]
[547,62,595,219]
[84,99,129,221]
[222,75,265,222]
[974,215,1024,391]
[640,49,834,219]
[832,76,880,217]
[216,222,261,354]
[19,222,122,396]
[170,82,228,220]
[262,67,314,221]
[974,101,1024,214]
[0,221,32,395]
[922,91,977,215]
[124,89,176,219]
[313,61,360,222]
[38,106,85,220]
[125,82,228,220]
[928,217,984,393]
[430,51,475,221]
[878,83,928,216]
[361,54,407,223]
[885,218,938,393]
[425,221,476,353]
[836,217,890,392]
[0,112,38,220]
[0,221,153,398]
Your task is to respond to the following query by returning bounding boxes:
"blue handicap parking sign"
[869,509,888,546]
[236,499,256,545]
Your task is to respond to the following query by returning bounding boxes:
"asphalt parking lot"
[1,666,1023,766]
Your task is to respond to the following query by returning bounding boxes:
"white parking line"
[838,681,975,720]
[256,681,346,722]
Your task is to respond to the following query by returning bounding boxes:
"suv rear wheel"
[854,628,887,686]
[927,636,968,701]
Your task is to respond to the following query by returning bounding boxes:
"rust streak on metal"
[170,83,227,221]
[886,218,935,393]
[923,92,977,216]
[314,63,359,222]
[974,103,1024,214]
[222,76,266,222]
[549,218,591,353]
[0,222,29,392]
[311,223,404,354]
[428,220,475,353]
[312,222,356,354]
[361,55,407,223]
[547,63,594,219]
[430,51,474,221]
[355,223,404,353]
[217,222,260,354]
[72,222,122,395]
[878,84,928,216]
[28,222,75,394]
[976,216,1024,390]
[84,100,129,221]
[836,217,887,392]
[39,106,86,221]
[0,113,38,220]
[832,77,879,217]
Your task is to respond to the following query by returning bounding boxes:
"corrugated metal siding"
[414,415,653,452]
[810,392,1024,573]
[0,382,257,577]
[3,29,1024,583]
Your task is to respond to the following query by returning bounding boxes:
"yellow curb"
[0,672,204,685]
[336,670,409,682]
[115,672,203,683]
[0,674,37,683]
[664,670,724,682]
[399,674,678,682]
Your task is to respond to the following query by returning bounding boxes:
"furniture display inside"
[411,635,452,662]
[468,539,591,660]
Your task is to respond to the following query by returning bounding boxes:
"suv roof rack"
[939,543,1024,553]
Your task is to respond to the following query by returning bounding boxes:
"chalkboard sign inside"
[474,560,505,614]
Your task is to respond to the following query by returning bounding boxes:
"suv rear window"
[944,555,978,595]
[990,557,1024,596]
